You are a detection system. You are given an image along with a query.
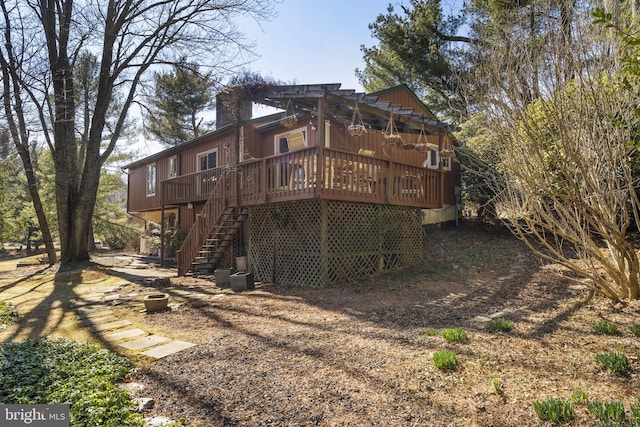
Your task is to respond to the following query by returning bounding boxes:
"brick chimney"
[215,89,252,128]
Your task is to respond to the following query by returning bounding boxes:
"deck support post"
[160,204,165,267]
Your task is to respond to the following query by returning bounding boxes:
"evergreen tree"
[145,60,217,146]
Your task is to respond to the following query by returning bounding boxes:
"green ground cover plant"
[0,301,17,325]
[595,352,631,376]
[533,398,573,424]
[441,327,468,343]
[0,338,145,427]
[629,324,640,337]
[587,401,627,425]
[423,328,438,336]
[593,320,618,335]
[488,319,514,332]
[432,349,458,371]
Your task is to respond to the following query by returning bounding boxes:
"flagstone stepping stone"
[80,315,117,326]
[119,335,170,351]
[77,309,114,320]
[104,328,147,342]
[70,295,103,307]
[75,304,110,314]
[90,319,132,332]
[140,341,196,359]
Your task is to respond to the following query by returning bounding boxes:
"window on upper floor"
[197,149,217,171]
[275,127,307,154]
[422,145,440,170]
[168,156,178,178]
[442,155,452,171]
[146,163,156,196]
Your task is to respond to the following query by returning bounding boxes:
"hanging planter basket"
[280,100,297,128]
[383,113,402,145]
[347,103,367,136]
[415,124,429,152]
[441,147,455,160]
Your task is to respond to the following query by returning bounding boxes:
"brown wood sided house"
[125,83,460,287]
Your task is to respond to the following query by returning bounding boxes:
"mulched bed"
[121,222,640,426]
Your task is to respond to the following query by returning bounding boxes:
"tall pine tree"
[145,60,217,146]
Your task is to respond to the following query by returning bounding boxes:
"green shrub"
[94,220,140,251]
[587,401,627,424]
[441,327,468,343]
[0,301,17,325]
[595,352,630,376]
[424,328,438,336]
[433,349,458,371]
[592,320,618,336]
[488,319,514,333]
[533,398,573,424]
[629,324,640,337]
[0,338,145,427]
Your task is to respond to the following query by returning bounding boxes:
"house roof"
[124,83,454,169]
[249,83,454,135]
[123,112,283,169]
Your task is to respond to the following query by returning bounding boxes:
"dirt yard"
[125,222,639,426]
[2,221,639,426]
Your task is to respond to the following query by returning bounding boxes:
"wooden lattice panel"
[326,202,422,283]
[248,200,423,287]
[249,200,325,287]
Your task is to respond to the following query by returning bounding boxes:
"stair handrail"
[177,172,228,276]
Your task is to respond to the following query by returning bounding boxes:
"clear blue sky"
[238,0,398,91]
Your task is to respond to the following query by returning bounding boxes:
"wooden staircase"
[176,176,247,277]
[190,207,248,276]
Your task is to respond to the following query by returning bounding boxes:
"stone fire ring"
[144,293,169,312]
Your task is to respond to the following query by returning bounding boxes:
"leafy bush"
[433,349,458,371]
[441,327,468,343]
[95,220,140,251]
[164,226,186,258]
[533,398,573,424]
[587,401,627,424]
[0,301,17,325]
[595,352,630,376]
[488,319,514,333]
[629,324,640,337]
[592,320,618,336]
[0,338,145,427]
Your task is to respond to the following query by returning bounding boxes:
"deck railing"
[161,146,442,209]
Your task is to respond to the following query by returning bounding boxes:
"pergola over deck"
[162,84,456,211]
[248,83,453,141]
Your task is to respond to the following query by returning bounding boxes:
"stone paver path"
[74,299,196,360]
[119,335,170,351]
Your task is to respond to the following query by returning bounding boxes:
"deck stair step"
[184,206,249,275]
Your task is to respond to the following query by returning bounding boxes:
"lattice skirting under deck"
[248,200,423,287]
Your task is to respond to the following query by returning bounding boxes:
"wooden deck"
[161,146,442,209]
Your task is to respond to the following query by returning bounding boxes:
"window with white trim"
[275,127,307,154]
[197,149,218,171]
[168,156,178,178]
[146,163,156,196]
[422,145,440,169]
[442,155,452,171]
